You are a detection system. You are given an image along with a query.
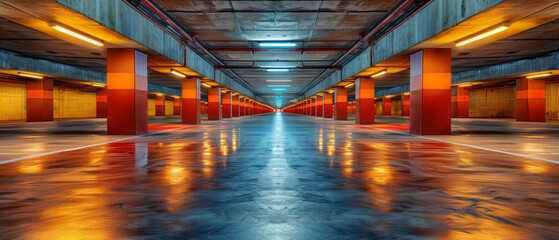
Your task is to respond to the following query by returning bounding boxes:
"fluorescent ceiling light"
[268,85,290,87]
[371,70,387,78]
[201,83,212,88]
[526,72,552,79]
[456,25,509,47]
[51,23,104,46]
[344,83,355,88]
[272,88,287,91]
[267,69,290,72]
[18,72,43,79]
[266,80,292,82]
[264,66,296,68]
[170,69,186,78]
[259,42,296,47]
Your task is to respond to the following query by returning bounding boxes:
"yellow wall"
[391,99,403,115]
[546,82,559,120]
[53,87,96,119]
[148,99,155,116]
[165,100,174,116]
[0,82,26,120]
[375,101,383,115]
[469,87,516,118]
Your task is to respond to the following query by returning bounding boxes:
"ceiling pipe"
[207,48,349,52]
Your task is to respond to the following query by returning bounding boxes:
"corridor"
[0,113,557,239]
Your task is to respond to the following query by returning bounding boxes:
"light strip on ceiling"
[268,85,291,87]
[18,72,43,79]
[51,23,104,46]
[344,82,355,88]
[526,72,552,79]
[371,70,387,78]
[267,69,290,72]
[201,83,212,88]
[455,25,509,47]
[266,80,292,82]
[170,69,186,78]
[259,42,296,47]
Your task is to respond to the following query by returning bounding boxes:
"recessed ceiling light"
[266,80,292,82]
[267,69,290,72]
[259,42,296,47]
[268,85,290,87]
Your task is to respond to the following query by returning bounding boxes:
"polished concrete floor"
[0,113,558,239]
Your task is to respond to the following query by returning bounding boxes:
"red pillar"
[355,77,374,124]
[316,95,323,117]
[402,94,410,116]
[222,91,232,118]
[107,49,148,135]
[323,92,333,118]
[182,77,201,124]
[306,99,311,115]
[26,78,53,122]
[208,87,222,120]
[244,98,250,116]
[451,86,469,118]
[232,94,239,117]
[383,97,392,115]
[173,97,180,115]
[410,48,451,135]
[239,97,245,116]
[96,87,107,118]
[155,94,165,116]
[516,78,545,122]
[311,97,316,116]
[334,87,347,120]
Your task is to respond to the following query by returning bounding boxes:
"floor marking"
[0,126,194,165]
[365,126,559,165]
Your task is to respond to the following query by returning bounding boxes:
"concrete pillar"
[410,48,451,135]
[26,78,53,122]
[155,94,165,116]
[173,97,180,115]
[232,95,239,117]
[311,97,316,116]
[307,99,311,115]
[323,92,333,118]
[334,87,347,120]
[355,77,374,124]
[222,91,232,118]
[181,77,201,124]
[239,97,245,116]
[383,97,391,116]
[316,95,323,117]
[516,78,545,122]
[451,86,469,118]
[402,94,410,116]
[244,98,249,116]
[107,49,148,135]
[96,87,107,118]
[208,87,221,120]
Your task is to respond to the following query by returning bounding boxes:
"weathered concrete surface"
[303,70,342,99]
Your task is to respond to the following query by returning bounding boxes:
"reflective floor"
[0,113,558,239]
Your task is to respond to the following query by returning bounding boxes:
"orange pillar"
[383,97,391,115]
[410,48,451,135]
[334,87,347,120]
[222,91,232,118]
[516,78,545,122]
[316,95,323,117]
[208,87,221,120]
[323,92,333,118]
[451,86,469,118]
[355,77,374,124]
[155,94,165,116]
[232,95,239,117]
[402,94,410,116]
[107,49,148,135]
[96,87,107,118]
[181,77,201,124]
[26,78,53,122]
[173,97,180,115]
[311,97,316,116]
[239,97,245,116]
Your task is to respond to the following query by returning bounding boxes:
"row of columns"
[285,48,546,135]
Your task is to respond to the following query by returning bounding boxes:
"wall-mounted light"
[259,42,296,47]
[526,72,552,79]
[50,22,104,46]
[18,72,43,79]
[455,24,509,47]
[371,70,387,78]
[201,83,212,88]
[170,69,186,78]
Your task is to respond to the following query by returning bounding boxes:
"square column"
[355,77,375,124]
[239,97,245,116]
[26,78,53,122]
[307,99,311,115]
[410,48,451,135]
[155,94,165,116]
[517,78,545,122]
[173,97,180,115]
[451,86,469,118]
[222,91,232,118]
[107,49,148,135]
[244,98,249,116]
[232,95,239,117]
[402,94,410,116]
[96,87,107,118]
[311,97,317,116]
[208,87,222,120]
[316,96,323,117]
[182,77,201,124]
[383,97,391,115]
[334,87,347,120]
[323,92,333,118]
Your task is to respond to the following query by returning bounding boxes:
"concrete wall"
[0,81,26,121]
[53,87,96,119]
